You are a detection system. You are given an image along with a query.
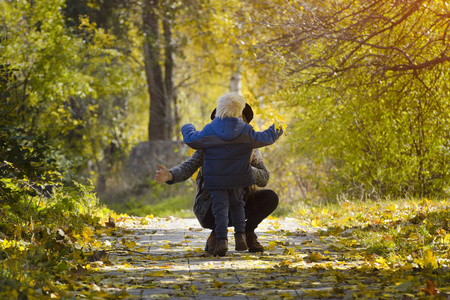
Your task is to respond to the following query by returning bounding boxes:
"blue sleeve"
[181,124,204,149]
[249,124,283,148]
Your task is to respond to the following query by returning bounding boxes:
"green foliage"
[259,0,450,200]
[1,0,144,184]
[0,63,60,206]
[0,179,110,299]
[0,39,110,300]
[293,69,450,199]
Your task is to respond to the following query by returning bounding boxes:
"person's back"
[182,94,282,190]
[181,92,282,257]
[187,116,255,190]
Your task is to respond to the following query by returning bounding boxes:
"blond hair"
[215,92,246,119]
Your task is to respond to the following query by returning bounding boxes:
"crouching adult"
[155,103,279,253]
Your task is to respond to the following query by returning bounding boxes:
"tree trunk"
[143,0,170,141]
[230,45,242,94]
[162,13,176,139]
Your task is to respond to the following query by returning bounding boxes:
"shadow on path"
[86,217,400,299]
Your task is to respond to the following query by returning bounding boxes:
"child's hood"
[210,117,247,141]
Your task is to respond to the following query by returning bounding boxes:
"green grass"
[107,194,195,218]
[272,201,298,217]
[113,194,297,219]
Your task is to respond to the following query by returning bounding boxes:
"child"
[181,92,283,256]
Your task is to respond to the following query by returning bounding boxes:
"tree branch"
[385,55,450,71]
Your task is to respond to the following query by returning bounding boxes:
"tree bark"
[143,0,170,141]
[230,45,242,94]
[162,13,175,138]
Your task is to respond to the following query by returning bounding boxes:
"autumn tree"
[73,0,235,141]
[142,0,196,141]
[0,0,139,186]
[259,0,450,199]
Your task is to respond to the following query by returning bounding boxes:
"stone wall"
[126,140,188,184]
[99,140,190,202]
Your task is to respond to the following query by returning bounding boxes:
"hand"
[155,165,173,183]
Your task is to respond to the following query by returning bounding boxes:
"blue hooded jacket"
[181,117,283,190]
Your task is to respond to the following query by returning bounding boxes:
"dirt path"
[86,216,372,299]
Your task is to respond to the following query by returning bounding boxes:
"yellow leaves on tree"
[254,106,287,132]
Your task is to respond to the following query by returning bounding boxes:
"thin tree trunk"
[163,14,175,139]
[230,45,242,93]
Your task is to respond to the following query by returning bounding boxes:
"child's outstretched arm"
[181,124,204,149]
[249,124,283,148]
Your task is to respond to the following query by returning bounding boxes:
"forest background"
[2,0,450,298]
[4,0,450,217]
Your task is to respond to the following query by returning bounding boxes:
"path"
[88,216,367,299]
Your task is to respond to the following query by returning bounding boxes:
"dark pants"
[210,188,245,239]
[203,189,279,232]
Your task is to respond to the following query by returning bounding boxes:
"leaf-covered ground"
[82,199,450,299]
[2,198,450,299]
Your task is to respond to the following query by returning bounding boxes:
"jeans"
[203,189,279,232]
[210,188,245,239]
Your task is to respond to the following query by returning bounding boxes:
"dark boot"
[205,231,216,254]
[214,239,228,257]
[246,231,264,253]
[234,232,248,251]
